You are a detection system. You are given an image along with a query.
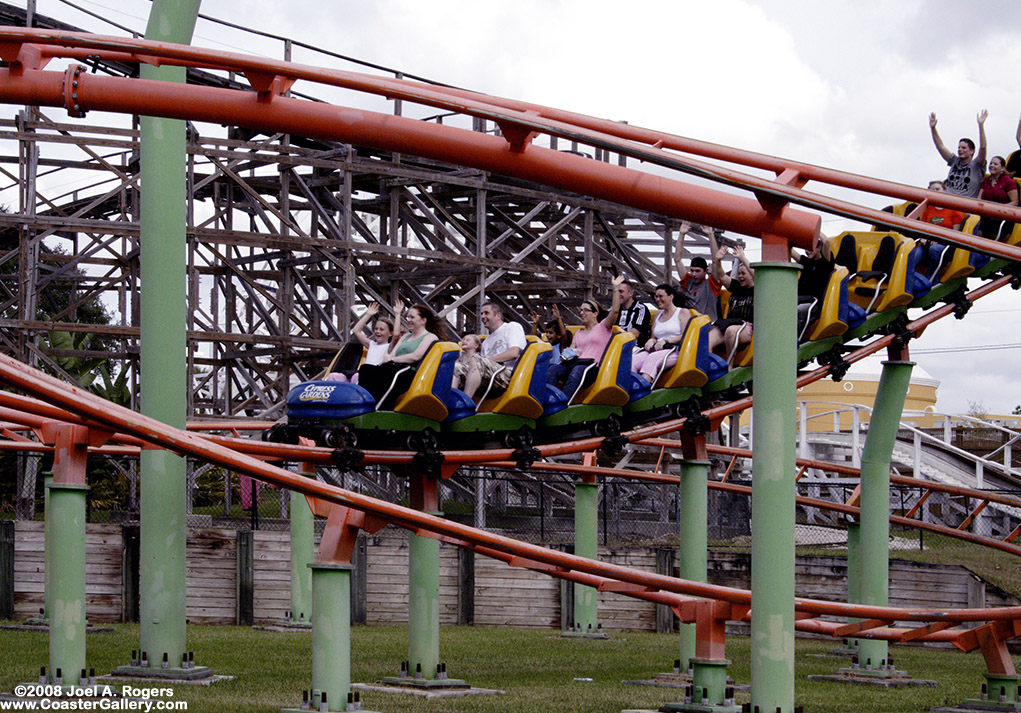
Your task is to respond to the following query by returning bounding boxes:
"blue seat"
[443,388,476,422]
[627,371,652,402]
[704,354,728,383]
[542,384,569,416]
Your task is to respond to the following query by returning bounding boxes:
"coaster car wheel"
[323,425,358,450]
[262,424,299,445]
[502,427,535,450]
[592,415,621,440]
[595,415,628,457]
[407,428,439,453]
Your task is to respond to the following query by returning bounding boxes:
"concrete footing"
[808,668,937,688]
[107,664,218,683]
[282,687,381,713]
[562,625,610,640]
[622,671,693,688]
[355,680,503,700]
[930,673,1021,712]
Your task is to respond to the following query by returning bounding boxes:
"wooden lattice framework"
[0,102,721,419]
[0,2,727,419]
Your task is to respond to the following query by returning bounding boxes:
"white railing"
[792,401,1021,487]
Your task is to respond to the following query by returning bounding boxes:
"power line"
[913,343,1021,355]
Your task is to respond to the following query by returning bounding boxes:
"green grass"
[0,624,996,712]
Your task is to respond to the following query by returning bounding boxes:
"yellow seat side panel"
[393,341,459,421]
[961,214,981,236]
[890,202,912,217]
[575,332,634,407]
[940,246,975,283]
[805,267,850,341]
[479,342,550,419]
[874,236,915,311]
[660,312,711,389]
[843,231,914,312]
[732,338,754,368]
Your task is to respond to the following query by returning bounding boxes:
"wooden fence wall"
[5,522,1015,628]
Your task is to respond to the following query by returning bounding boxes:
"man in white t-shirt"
[452,302,527,402]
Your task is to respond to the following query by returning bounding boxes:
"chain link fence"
[434,466,1021,558]
[3,453,1019,558]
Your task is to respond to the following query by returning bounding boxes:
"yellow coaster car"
[832,231,916,313]
[571,330,635,407]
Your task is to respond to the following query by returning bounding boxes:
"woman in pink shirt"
[546,274,624,401]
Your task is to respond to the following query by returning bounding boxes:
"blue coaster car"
[538,330,635,449]
[442,340,553,448]
[625,313,725,422]
[280,341,460,450]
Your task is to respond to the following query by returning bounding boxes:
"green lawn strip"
[789,531,1021,600]
[0,624,995,713]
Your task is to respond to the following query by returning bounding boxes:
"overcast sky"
[23,0,1021,415]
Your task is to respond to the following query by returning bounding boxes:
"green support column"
[289,491,314,625]
[842,520,861,654]
[310,565,351,713]
[856,360,913,673]
[381,469,465,689]
[846,520,861,606]
[678,458,709,670]
[39,472,53,623]
[408,530,440,679]
[137,0,201,674]
[48,483,88,686]
[571,479,600,635]
[749,260,800,713]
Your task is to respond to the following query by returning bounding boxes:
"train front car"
[280,380,374,449]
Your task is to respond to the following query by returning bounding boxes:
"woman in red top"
[978,156,1019,241]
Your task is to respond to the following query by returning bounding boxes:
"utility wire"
[913,343,1021,355]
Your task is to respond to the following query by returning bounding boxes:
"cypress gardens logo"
[297,384,337,402]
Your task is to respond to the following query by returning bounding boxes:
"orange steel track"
[2,28,1021,262]
[5,409,1019,559]
[2,28,1021,665]
[0,271,1014,465]
[3,345,1021,653]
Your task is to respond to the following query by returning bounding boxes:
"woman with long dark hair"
[358,303,446,406]
[978,155,1019,241]
[631,283,692,386]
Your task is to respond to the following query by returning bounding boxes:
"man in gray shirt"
[929,110,987,198]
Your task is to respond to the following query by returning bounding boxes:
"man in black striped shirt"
[615,277,651,344]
